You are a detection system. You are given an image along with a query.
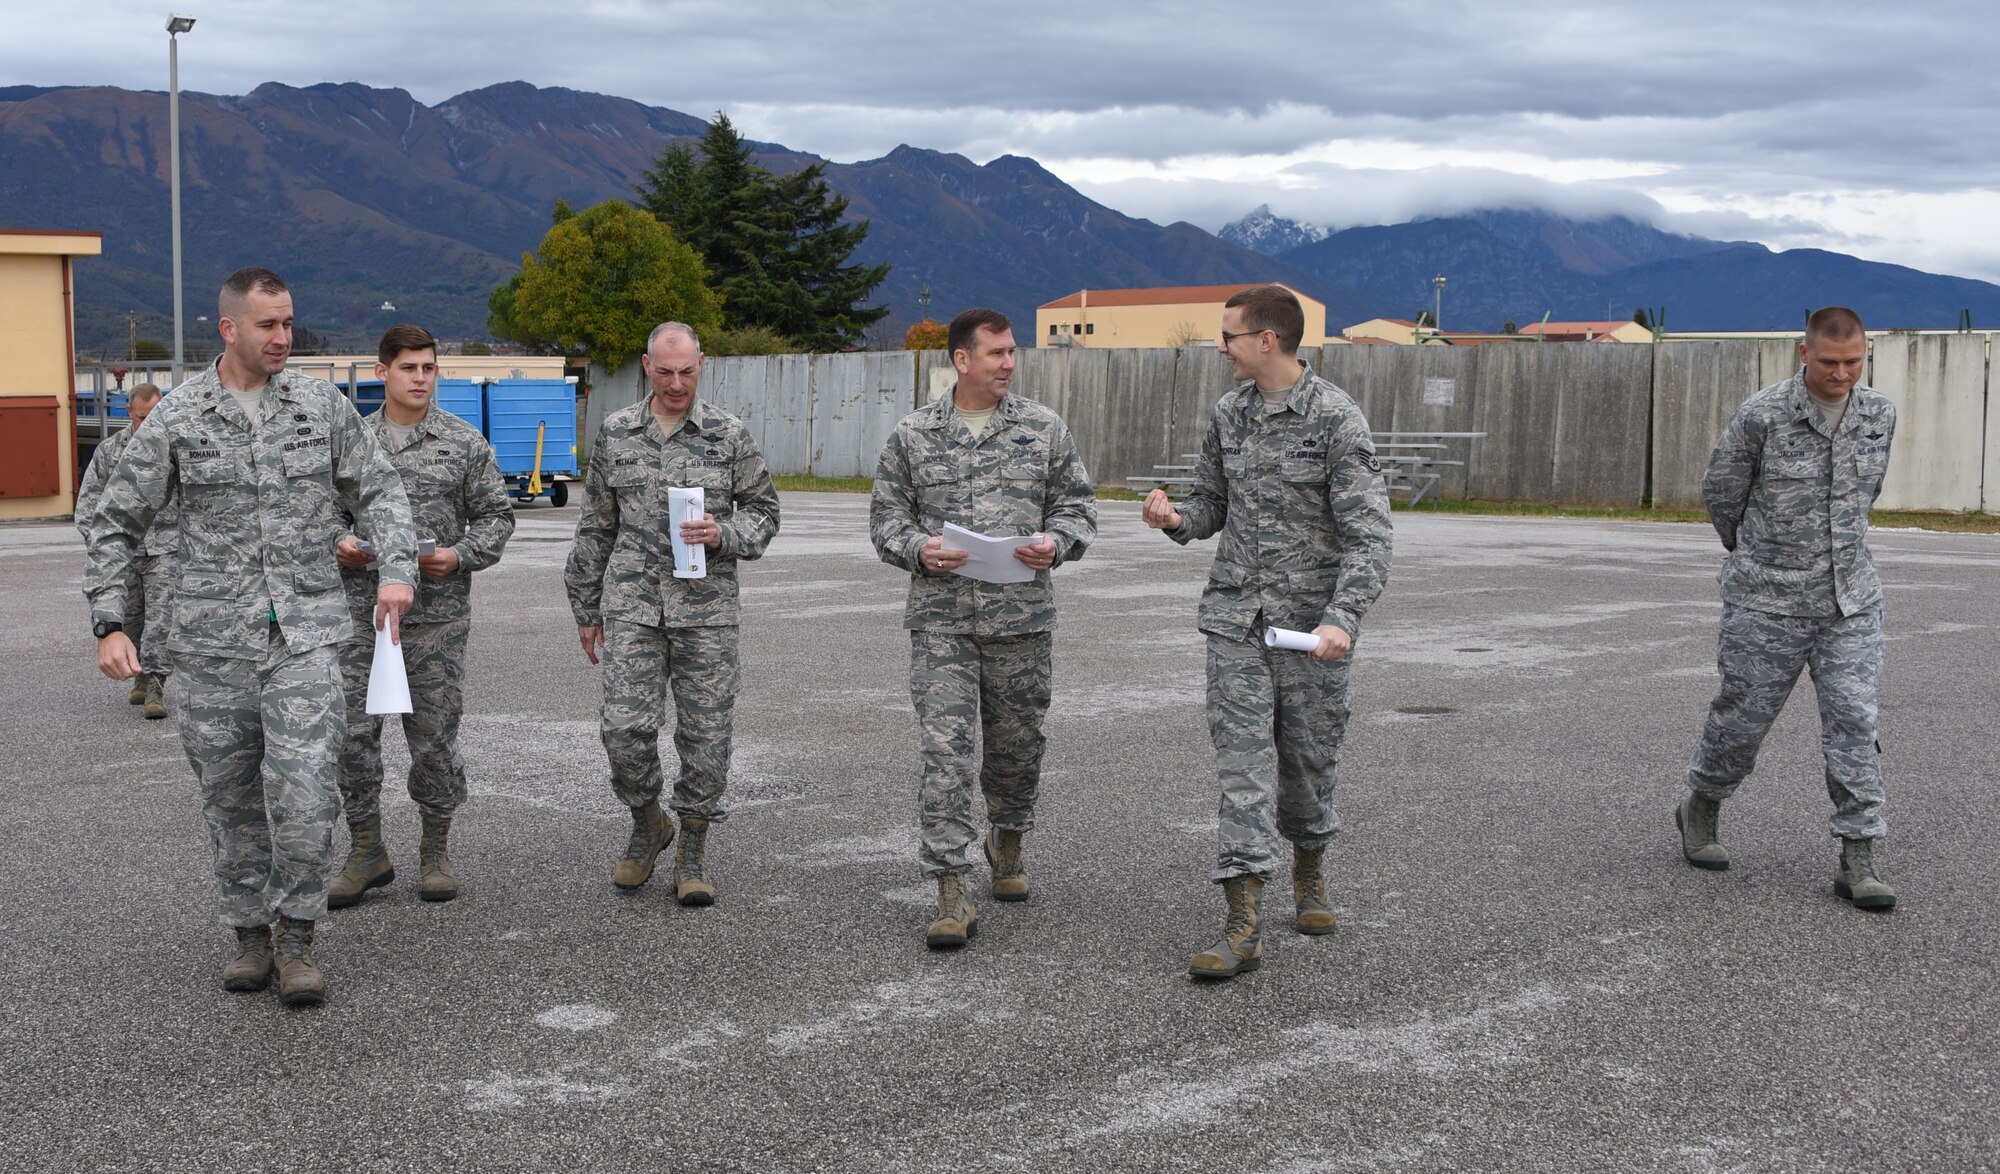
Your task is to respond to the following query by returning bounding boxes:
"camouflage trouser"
[336,618,471,824]
[1208,629,1349,882]
[169,624,344,927]
[1688,603,1886,840]
[909,630,1052,877]
[133,554,179,679]
[600,618,737,820]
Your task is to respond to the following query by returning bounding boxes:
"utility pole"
[1432,274,1447,334]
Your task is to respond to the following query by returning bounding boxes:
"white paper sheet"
[941,522,1036,584]
[1263,626,1321,653]
[365,623,413,715]
[668,487,707,579]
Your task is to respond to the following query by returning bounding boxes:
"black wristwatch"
[93,620,123,640]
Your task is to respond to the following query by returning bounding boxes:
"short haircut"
[948,308,1011,360]
[128,382,163,406]
[1224,285,1305,354]
[648,321,702,356]
[377,323,438,367]
[219,267,289,317]
[1805,306,1866,343]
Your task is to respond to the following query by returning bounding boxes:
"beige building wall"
[1037,290,1327,349]
[0,231,101,521]
[1342,318,1421,344]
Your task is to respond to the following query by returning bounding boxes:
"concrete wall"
[1867,334,1987,512]
[579,335,1997,512]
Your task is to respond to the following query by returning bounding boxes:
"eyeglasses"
[1218,328,1269,348]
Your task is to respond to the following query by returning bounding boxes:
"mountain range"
[4,80,1998,359]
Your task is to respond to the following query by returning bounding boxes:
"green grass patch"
[773,474,873,494]
[775,476,2000,535]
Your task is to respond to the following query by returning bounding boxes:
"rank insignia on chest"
[1303,437,1319,448]
[294,414,310,422]
[706,447,721,457]
[297,427,312,435]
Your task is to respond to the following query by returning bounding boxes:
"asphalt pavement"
[3,494,1997,1172]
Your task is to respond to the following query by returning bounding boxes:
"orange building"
[0,229,102,521]
[1036,283,1328,348]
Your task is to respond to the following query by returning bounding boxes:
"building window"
[1049,324,1058,337]
[1085,324,1094,335]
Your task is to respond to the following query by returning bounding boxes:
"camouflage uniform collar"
[1233,361,1317,417]
[1787,368,1868,437]
[368,402,441,448]
[923,386,1020,430]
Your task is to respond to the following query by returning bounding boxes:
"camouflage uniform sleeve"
[82,424,172,623]
[1871,400,1898,506]
[74,434,118,539]
[564,429,618,626]
[453,437,516,573]
[1701,406,1760,552]
[1322,424,1394,638]
[870,425,931,574]
[332,396,418,587]
[1043,419,1098,566]
[718,428,780,561]
[1170,410,1227,545]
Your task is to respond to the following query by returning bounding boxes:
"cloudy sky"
[11,0,2000,280]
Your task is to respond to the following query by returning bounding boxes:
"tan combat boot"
[1189,874,1265,980]
[612,801,675,890]
[984,826,1030,902]
[926,873,977,949]
[274,917,326,1008]
[128,673,150,705]
[1836,838,1897,912]
[143,675,167,720]
[419,816,458,902]
[1292,844,1336,935]
[672,816,716,906]
[1676,792,1729,871]
[221,924,274,993]
[328,814,395,908]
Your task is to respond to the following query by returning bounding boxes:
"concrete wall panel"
[1166,346,1241,469]
[1651,342,1760,508]
[1550,344,1653,506]
[701,354,813,475]
[809,352,916,478]
[1867,334,1987,511]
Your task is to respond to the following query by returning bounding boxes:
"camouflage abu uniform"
[84,362,416,927]
[1165,363,1393,881]
[336,404,514,825]
[565,398,780,820]
[870,391,1098,877]
[1688,369,1897,839]
[78,423,183,680]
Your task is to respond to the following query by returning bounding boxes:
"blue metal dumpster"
[351,379,486,431]
[486,378,580,506]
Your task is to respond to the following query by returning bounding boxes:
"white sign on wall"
[1423,376,1456,407]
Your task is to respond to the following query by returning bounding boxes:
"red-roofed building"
[1034,282,1326,348]
[1510,320,1655,343]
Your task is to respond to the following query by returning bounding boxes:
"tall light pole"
[1432,273,1447,335]
[167,14,196,384]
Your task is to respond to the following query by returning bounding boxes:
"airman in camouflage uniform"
[85,268,417,1007]
[76,383,180,718]
[330,325,515,910]
[1678,306,1900,912]
[870,308,1098,950]
[1144,285,1392,980]
[565,322,780,906]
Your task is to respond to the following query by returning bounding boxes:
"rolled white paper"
[365,623,414,715]
[668,486,707,579]
[1264,626,1321,653]
[419,537,437,558]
